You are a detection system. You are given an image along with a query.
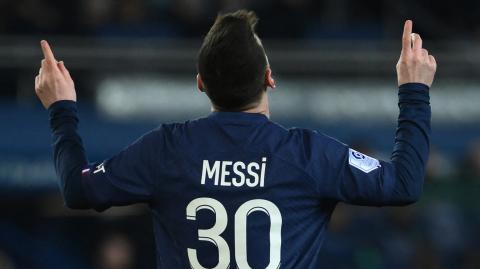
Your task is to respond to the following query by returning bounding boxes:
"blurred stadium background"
[1,0,480,268]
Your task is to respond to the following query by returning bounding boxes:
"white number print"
[235,199,282,269]
[186,198,283,269]
[186,198,230,269]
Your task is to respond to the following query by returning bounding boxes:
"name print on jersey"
[201,157,267,187]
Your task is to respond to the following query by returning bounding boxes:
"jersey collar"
[208,111,269,124]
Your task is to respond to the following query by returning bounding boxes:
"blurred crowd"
[0,203,155,269]
[1,0,480,40]
[355,138,480,183]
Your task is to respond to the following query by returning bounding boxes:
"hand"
[396,20,437,87]
[35,40,76,109]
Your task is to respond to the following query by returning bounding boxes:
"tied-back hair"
[198,10,268,111]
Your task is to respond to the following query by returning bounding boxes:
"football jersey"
[49,83,431,269]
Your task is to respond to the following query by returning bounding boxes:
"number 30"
[186,198,282,269]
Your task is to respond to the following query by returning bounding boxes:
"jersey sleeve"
[310,83,431,206]
[81,130,162,211]
[49,100,164,211]
[312,135,398,205]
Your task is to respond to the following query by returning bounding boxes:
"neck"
[212,92,270,118]
[242,93,270,117]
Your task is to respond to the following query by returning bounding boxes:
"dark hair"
[197,10,268,111]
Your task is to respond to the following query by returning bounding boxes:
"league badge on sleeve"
[348,148,381,173]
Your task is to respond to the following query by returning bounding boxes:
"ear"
[265,68,276,89]
[197,74,205,92]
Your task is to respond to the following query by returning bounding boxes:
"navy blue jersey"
[49,83,430,268]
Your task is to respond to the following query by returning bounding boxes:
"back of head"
[198,10,268,111]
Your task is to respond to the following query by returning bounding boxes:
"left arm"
[37,41,160,211]
[49,100,90,209]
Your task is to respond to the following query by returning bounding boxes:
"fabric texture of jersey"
[49,83,431,269]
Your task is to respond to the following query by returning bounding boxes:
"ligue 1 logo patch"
[348,148,381,173]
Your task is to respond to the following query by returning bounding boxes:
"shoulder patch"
[348,148,381,173]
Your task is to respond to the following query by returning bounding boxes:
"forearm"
[49,100,91,209]
[389,83,431,204]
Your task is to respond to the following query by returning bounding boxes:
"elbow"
[64,198,78,209]
[61,175,91,210]
[63,191,91,209]
[397,180,423,205]
[391,172,424,205]
[63,194,86,209]
[394,164,424,205]
[399,190,422,205]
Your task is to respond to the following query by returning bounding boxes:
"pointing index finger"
[41,40,56,64]
[402,20,413,53]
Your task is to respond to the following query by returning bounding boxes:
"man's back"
[150,112,335,268]
[75,94,429,268]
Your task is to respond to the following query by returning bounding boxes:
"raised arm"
[35,41,89,208]
[313,21,436,206]
[36,41,159,211]
[382,20,437,204]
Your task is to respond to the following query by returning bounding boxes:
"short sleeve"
[81,128,164,211]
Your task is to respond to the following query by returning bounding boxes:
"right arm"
[314,82,430,205]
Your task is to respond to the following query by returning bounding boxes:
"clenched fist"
[396,20,437,87]
[35,40,76,109]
